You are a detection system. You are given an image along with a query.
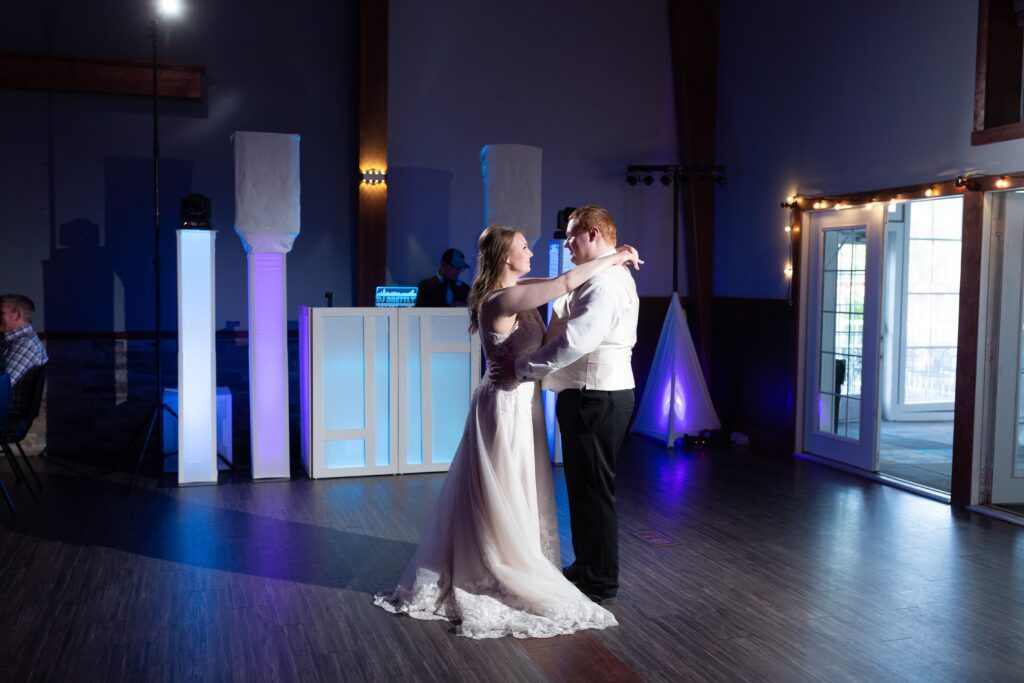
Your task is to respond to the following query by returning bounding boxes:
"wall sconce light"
[361,168,387,185]
[996,176,1010,189]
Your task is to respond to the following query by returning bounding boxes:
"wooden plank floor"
[2,437,1024,681]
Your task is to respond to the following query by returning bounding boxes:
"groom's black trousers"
[556,387,634,598]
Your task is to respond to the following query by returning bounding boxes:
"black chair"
[0,373,17,513]
[1,364,46,493]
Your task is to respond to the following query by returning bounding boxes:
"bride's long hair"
[467,225,519,334]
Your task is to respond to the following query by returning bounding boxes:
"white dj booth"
[299,306,481,478]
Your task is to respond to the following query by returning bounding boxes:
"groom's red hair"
[570,206,617,246]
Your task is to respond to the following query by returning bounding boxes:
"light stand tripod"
[625,164,726,446]
[125,14,177,491]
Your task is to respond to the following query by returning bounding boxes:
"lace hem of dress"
[373,569,618,640]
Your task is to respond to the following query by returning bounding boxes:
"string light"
[782,196,798,301]
[924,187,936,197]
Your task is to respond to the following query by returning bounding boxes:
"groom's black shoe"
[586,592,617,606]
[562,564,585,584]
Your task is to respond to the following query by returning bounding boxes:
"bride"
[374,225,642,639]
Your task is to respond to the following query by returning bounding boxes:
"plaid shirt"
[2,324,48,389]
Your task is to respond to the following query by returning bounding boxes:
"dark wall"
[0,0,359,333]
[1,1,358,465]
[387,0,681,298]
[711,297,795,451]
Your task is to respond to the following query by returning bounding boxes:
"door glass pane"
[1017,322,1024,477]
[903,196,962,404]
[818,228,867,439]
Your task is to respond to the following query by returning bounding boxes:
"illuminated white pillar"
[177,228,218,485]
[233,131,301,480]
[481,144,542,241]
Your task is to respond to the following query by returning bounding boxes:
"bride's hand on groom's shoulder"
[614,244,643,270]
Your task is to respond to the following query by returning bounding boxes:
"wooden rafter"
[0,52,203,100]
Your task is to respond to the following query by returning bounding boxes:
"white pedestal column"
[233,131,301,480]
[176,228,218,485]
[249,251,290,479]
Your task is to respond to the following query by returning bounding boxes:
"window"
[902,198,961,405]
[973,0,1024,145]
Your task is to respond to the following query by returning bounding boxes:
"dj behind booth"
[415,247,471,307]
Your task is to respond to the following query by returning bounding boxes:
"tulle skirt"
[373,379,617,639]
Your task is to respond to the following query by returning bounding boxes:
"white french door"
[803,206,885,471]
[987,192,1024,504]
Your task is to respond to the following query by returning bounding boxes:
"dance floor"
[2,437,1023,681]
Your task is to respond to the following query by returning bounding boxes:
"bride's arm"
[484,246,642,319]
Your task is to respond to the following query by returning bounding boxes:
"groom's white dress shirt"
[514,249,639,391]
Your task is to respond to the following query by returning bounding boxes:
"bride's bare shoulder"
[480,290,517,336]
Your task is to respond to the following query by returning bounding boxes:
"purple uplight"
[631,293,719,446]
[249,252,290,479]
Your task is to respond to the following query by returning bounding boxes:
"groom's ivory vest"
[517,264,639,392]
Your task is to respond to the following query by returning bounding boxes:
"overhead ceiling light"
[157,0,184,17]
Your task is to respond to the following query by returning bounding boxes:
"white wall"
[387,0,681,296]
[716,0,1024,299]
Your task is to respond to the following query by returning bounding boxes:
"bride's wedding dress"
[374,309,617,639]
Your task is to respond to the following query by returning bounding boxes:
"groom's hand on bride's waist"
[488,356,518,383]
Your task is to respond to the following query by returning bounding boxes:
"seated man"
[416,248,471,307]
[1,294,47,421]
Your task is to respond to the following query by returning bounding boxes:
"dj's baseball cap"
[442,248,470,269]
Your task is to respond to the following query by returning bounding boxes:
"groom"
[494,205,639,604]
